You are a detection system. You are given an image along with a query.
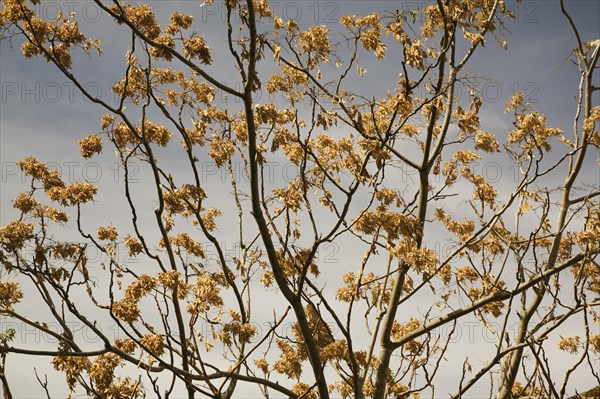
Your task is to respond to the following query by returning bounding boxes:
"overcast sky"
[1,1,599,398]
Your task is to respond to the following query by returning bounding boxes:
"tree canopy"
[0,0,599,398]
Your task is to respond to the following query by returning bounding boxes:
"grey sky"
[1,0,599,397]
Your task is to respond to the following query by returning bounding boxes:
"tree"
[0,0,598,398]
